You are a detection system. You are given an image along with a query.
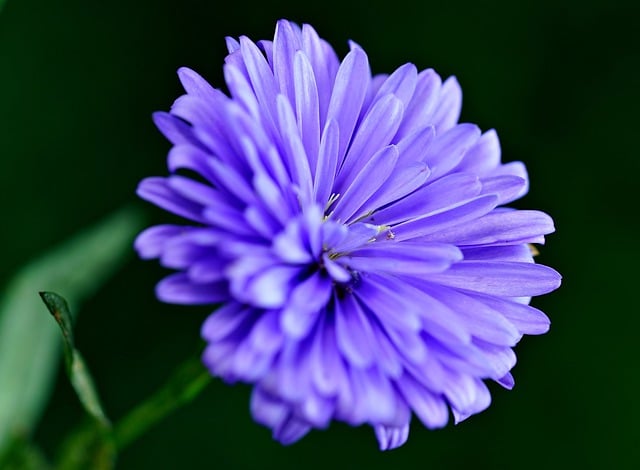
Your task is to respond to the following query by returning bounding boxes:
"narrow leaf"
[0,206,144,455]
[39,292,110,428]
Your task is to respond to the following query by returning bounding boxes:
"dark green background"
[1,0,638,468]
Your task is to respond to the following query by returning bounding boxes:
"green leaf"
[0,207,145,456]
[0,1,7,14]
[39,292,110,429]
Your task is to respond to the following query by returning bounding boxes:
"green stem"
[112,355,212,450]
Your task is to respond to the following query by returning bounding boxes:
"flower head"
[135,19,561,450]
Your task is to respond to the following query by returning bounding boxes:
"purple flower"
[135,19,561,450]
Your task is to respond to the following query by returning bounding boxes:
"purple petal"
[177,67,217,99]
[225,36,240,53]
[152,111,200,147]
[373,274,472,346]
[296,388,333,428]
[354,160,429,215]
[486,161,530,202]
[322,255,352,283]
[423,123,481,179]
[272,217,314,264]
[223,63,260,118]
[313,118,340,206]
[240,36,279,131]
[457,129,501,174]
[392,195,499,241]
[201,303,254,342]
[325,47,370,159]
[281,274,332,338]
[301,23,340,123]
[160,237,213,270]
[237,265,301,308]
[355,274,422,331]
[346,242,463,275]
[348,367,401,424]
[250,387,289,428]
[395,68,442,139]
[427,261,562,296]
[397,373,449,428]
[273,414,312,445]
[451,379,491,424]
[497,372,515,390]
[309,315,347,396]
[166,175,219,207]
[167,144,216,183]
[293,51,321,169]
[330,145,399,223]
[480,175,528,205]
[273,19,302,103]
[156,273,229,305]
[134,224,190,259]
[462,245,534,263]
[247,309,284,354]
[431,76,462,132]
[137,177,207,224]
[367,172,482,226]
[188,256,226,283]
[330,222,378,253]
[463,293,551,335]
[420,210,555,247]
[335,94,404,194]
[372,63,417,111]
[473,339,517,380]
[394,125,436,164]
[334,294,378,368]
[276,94,314,202]
[374,424,410,451]
[420,284,521,346]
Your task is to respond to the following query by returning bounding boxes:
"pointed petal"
[336,94,404,193]
[375,424,411,451]
[421,210,555,247]
[293,51,321,169]
[431,76,462,132]
[325,47,370,159]
[330,145,399,223]
[281,274,332,338]
[156,273,229,305]
[427,261,562,296]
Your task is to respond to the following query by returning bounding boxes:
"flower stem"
[113,355,212,450]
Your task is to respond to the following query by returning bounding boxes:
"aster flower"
[135,19,561,450]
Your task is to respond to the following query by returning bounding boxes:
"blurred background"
[1,0,638,468]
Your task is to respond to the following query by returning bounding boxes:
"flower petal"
[427,261,562,296]
[330,145,399,223]
[325,47,370,159]
[420,210,555,247]
[281,274,332,338]
[374,424,410,451]
[156,273,229,305]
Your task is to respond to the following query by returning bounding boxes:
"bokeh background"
[1,0,638,468]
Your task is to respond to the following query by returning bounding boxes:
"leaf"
[0,206,145,456]
[39,292,110,429]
